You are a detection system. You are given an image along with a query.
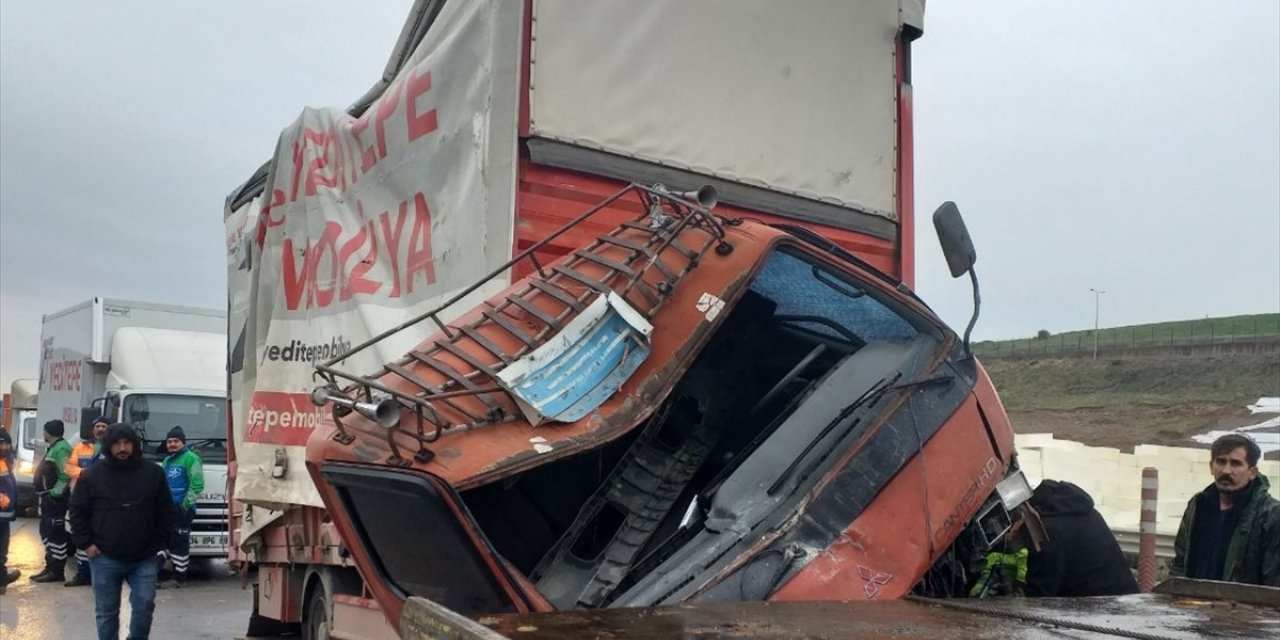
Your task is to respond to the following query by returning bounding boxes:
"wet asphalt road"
[1,516,252,639]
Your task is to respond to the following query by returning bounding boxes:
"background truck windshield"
[20,415,37,450]
[123,393,227,464]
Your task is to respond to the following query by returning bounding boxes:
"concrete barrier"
[1015,434,1280,537]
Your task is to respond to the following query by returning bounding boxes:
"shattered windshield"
[748,248,920,344]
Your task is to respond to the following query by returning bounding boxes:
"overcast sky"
[2,1,1277,390]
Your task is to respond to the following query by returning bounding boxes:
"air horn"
[309,385,400,429]
[656,184,718,209]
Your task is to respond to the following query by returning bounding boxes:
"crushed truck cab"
[303,185,1020,623]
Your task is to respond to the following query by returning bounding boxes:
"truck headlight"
[17,460,34,475]
[996,469,1034,510]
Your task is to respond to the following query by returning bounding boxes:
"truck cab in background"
[36,298,231,556]
[2,378,40,513]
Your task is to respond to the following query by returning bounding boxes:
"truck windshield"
[20,415,38,450]
[123,393,227,464]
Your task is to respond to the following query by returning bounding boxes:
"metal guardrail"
[1112,527,1175,561]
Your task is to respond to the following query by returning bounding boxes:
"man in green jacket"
[32,419,73,583]
[1171,434,1280,586]
[160,426,203,588]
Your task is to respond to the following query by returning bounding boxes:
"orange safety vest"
[66,441,99,483]
[0,458,12,511]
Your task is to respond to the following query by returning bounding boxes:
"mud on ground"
[1009,402,1270,452]
[982,352,1279,457]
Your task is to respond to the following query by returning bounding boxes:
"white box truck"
[36,297,231,556]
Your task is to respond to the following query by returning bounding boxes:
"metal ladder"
[313,184,730,463]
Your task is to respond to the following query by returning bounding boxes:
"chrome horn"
[309,385,401,429]
[656,184,718,209]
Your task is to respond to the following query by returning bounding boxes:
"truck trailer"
[36,297,232,556]
[222,1,1040,638]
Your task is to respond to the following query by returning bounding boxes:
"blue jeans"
[90,553,160,640]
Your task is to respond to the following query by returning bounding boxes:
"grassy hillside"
[984,352,1280,452]
[975,313,1279,358]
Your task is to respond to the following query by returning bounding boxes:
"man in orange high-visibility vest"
[64,415,109,587]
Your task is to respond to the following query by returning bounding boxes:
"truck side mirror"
[932,201,981,359]
[932,201,977,278]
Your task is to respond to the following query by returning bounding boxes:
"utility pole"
[1090,288,1106,359]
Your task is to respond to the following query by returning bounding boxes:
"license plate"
[192,534,228,549]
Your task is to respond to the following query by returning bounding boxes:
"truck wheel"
[302,586,331,640]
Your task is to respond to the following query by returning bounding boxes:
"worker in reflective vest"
[32,420,72,584]
[159,426,203,588]
[1,427,22,594]
[63,415,109,587]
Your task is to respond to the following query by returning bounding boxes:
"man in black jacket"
[70,423,174,640]
[1171,434,1279,586]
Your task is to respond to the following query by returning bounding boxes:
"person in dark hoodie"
[70,423,174,640]
[1020,480,1138,597]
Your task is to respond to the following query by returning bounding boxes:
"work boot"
[3,569,20,584]
[64,573,92,587]
[32,571,64,583]
[28,568,52,582]
[157,578,184,589]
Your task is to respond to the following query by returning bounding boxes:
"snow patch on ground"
[1192,397,1280,454]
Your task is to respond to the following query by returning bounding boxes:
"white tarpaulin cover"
[225,0,521,520]
[528,0,906,220]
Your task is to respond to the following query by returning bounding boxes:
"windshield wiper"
[767,373,954,496]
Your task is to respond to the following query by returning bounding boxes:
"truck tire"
[302,585,332,640]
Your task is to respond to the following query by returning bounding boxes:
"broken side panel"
[498,293,653,426]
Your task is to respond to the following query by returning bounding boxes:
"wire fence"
[976,318,1280,359]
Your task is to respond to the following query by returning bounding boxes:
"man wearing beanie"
[159,425,203,588]
[64,414,111,587]
[70,423,173,640]
[32,418,73,583]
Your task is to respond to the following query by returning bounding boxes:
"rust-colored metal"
[770,397,1004,602]
[308,209,762,490]
[311,184,735,482]
[304,181,991,626]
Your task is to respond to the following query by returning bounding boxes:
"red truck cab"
[302,184,1018,624]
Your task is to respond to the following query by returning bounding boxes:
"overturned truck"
[305,183,1026,623]
[225,1,1036,637]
